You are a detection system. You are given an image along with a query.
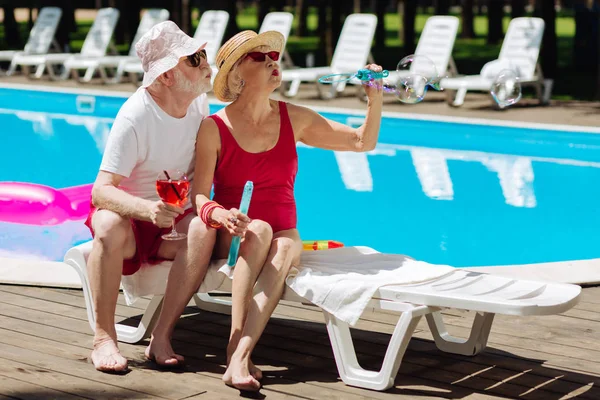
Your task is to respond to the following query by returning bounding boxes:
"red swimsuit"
[208,101,298,232]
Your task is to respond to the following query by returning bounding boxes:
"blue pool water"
[1,86,600,266]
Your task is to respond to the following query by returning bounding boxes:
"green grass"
[1,8,593,100]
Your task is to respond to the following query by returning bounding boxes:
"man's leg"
[145,215,217,366]
[88,210,136,372]
[223,229,302,391]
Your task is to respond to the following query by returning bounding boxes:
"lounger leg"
[316,80,338,100]
[542,79,553,105]
[426,311,494,356]
[115,295,163,344]
[64,251,164,344]
[34,64,46,79]
[322,304,430,391]
[193,293,233,315]
[82,67,96,83]
[451,88,467,107]
[6,60,17,76]
[284,79,301,97]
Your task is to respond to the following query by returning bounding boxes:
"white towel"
[120,258,232,305]
[286,246,455,326]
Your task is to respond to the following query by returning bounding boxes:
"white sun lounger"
[123,10,230,86]
[280,13,377,99]
[10,8,120,81]
[1,7,62,76]
[259,12,295,68]
[64,240,581,391]
[376,15,459,101]
[61,8,170,84]
[440,17,553,107]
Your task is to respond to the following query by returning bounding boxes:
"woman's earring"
[240,79,245,88]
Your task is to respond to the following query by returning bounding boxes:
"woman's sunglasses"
[187,49,207,67]
[246,51,280,62]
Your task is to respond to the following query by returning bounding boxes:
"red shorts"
[84,205,195,276]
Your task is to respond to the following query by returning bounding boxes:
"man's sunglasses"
[246,51,280,62]
[187,49,207,67]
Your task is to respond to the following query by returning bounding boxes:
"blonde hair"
[224,57,245,101]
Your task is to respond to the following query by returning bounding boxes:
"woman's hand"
[211,207,251,237]
[361,63,384,102]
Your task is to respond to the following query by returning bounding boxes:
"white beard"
[173,68,212,96]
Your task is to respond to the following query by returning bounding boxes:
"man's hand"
[149,201,184,228]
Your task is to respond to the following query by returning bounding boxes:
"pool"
[1,84,600,282]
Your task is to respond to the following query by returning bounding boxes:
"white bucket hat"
[135,20,207,88]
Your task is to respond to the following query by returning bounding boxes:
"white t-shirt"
[100,87,209,209]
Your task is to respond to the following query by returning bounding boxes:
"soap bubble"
[396,54,439,86]
[395,74,429,104]
[491,69,522,107]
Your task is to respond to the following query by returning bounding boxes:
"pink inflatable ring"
[0,182,92,225]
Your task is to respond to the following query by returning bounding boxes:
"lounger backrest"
[23,7,62,54]
[194,10,230,66]
[259,12,294,43]
[80,8,120,58]
[331,13,378,73]
[498,17,544,80]
[413,15,459,76]
[127,8,170,57]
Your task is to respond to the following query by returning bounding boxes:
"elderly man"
[85,21,215,372]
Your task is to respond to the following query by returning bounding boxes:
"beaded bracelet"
[200,201,224,229]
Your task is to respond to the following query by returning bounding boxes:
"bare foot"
[223,355,261,391]
[249,360,263,381]
[145,337,184,368]
[228,353,262,380]
[91,338,128,373]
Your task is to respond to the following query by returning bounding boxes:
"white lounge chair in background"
[123,10,230,86]
[2,7,62,77]
[10,8,120,81]
[376,15,459,101]
[62,8,169,83]
[280,13,378,99]
[440,17,552,107]
[65,241,581,392]
[259,11,295,68]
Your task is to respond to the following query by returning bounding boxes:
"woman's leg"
[213,220,273,380]
[223,229,302,391]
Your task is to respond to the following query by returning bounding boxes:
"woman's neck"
[231,92,275,124]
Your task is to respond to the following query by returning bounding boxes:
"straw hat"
[213,30,285,102]
[136,21,207,88]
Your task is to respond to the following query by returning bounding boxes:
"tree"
[40,0,76,51]
[461,0,475,38]
[295,0,309,36]
[511,0,526,18]
[374,0,386,50]
[1,5,21,49]
[534,0,557,79]
[403,0,417,55]
[115,0,142,47]
[435,0,450,14]
[487,0,504,44]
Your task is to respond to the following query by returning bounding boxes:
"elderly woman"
[192,30,383,391]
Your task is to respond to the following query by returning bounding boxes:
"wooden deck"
[0,284,598,399]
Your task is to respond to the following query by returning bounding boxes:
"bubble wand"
[227,181,254,267]
[318,68,389,84]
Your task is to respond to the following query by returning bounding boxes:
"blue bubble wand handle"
[355,69,389,81]
[227,181,254,267]
[318,69,389,84]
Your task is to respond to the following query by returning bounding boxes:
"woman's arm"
[191,117,249,235]
[294,64,384,152]
[191,118,220,213]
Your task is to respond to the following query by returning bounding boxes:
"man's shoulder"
[115,88,150,124]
